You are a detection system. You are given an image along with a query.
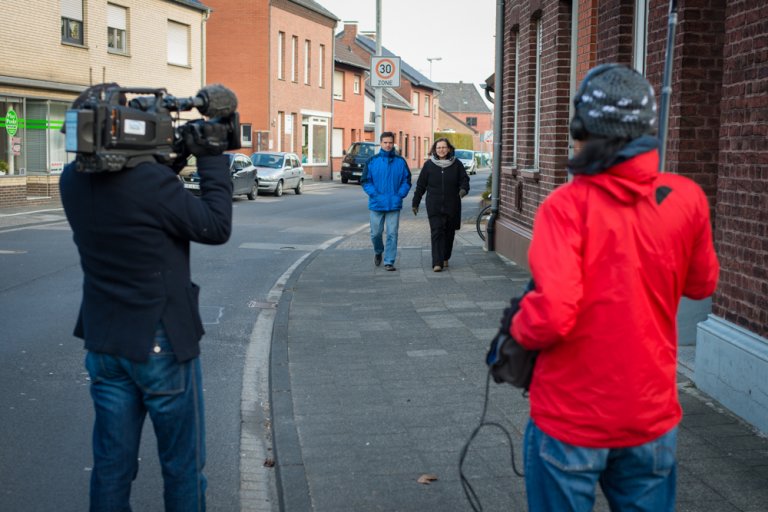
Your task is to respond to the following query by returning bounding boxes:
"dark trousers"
[428,214,457,267]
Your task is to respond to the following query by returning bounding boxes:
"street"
[0,170,490,511]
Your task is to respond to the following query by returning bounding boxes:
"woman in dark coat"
[411,138,470,272]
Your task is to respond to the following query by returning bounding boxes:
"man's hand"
[459,189,468,198]
[181,121,229,157]
[412,206,419,216]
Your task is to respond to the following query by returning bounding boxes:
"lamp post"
[427,57,442,79]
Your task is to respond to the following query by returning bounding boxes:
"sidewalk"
[271,214,768,512]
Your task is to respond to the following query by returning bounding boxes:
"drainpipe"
[201,9,211,87]
[487,0,505,251]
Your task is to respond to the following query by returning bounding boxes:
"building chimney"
[344,21,359,39]
[361,31,377,42]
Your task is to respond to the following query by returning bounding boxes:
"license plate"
[352,171,362,177]
[184,183,200,190]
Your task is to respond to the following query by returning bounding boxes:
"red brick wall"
[205,0,271,139]
[712,0,768,336]
[332,64,366,171]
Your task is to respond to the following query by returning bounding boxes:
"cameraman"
[505,65,719,511]
[60,83,233,511]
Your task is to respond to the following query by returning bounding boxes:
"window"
[107,4,127,53]
[333,70,344,100]
[61,0,84,45]
[291,36,298,82]
[533,18,542,168]
[167,21,189,66]
[319,44,326,87]
[424,94,430,116]
[301,115,329,165]
[354,75,361,94]
[241,124,252,148]
[513,28,520,167]
[412,92,420,115]
[278,32,285,80]
[304,40,311,85]
[633,0,649,74]
[423,138,430,159]
[466,116,477,127]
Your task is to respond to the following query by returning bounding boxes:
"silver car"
[454,149,477,175]
[250,152,306,197]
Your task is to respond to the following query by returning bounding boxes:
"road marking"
[0,249,28,254]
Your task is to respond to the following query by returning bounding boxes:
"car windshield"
[251,154,283,168]
[455,150,473,160]
[348,144,378,158]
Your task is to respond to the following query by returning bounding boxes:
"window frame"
[291,36,298,82]
[107,3,128,54]
[412,91,420,115]
[278,32,285,80]
[304,39,311,85]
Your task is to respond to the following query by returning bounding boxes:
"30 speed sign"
[371,56,401,87]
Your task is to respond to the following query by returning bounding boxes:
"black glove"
[459,189,468,198]
[499,278,536,334]
[412,206,419,216]
[181,120,229,157]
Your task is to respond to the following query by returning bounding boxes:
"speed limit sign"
[371,56,401,87]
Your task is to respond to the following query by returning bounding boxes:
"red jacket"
[511,149,719,448]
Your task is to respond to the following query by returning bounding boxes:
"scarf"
[430,155,455,168]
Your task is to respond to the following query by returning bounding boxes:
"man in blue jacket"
[361,131,412,271]
[60,83,234,511]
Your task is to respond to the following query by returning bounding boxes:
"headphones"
[569,63,623,141]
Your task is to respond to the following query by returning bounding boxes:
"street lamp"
[427,57,442,80]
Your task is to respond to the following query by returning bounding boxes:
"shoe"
[433,265,442,272]
[384,264,396,271]
[443,260,449,268]
[374,253,382,266]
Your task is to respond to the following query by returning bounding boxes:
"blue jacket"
[361,149,411,211]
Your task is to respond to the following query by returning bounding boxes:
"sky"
[316,0,497,88]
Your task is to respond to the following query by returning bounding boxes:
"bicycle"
[476,204,492,241]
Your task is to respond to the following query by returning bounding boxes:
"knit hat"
[571,64,657,140]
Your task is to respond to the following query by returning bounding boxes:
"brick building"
[0,0,208,207]
[336,22,440,170]
[331,40,368,170]
[436,81,493,152]
[206,0,338,179]
[490,0,768,434]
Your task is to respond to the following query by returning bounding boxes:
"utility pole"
[374,0,383,142]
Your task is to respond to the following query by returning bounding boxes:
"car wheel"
[274,180,283,197]
[247,182,257,200]
[341,176,348,184]
[294,179,303,195]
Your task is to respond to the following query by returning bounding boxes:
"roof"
[171,0,210,11]
[335,40,369,70]
[346,33,442,92]
[287,0,339,21]
[365,82,413,111]
[438,107,478,134]
[436,82,491,113]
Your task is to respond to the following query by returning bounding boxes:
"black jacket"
[412,158,470,227]
[60,155,233,362]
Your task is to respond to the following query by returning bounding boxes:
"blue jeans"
[370,210,401,266]
[85,325,206,512]
[524,420,677,512]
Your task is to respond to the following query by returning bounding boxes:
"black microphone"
[194,84,238,118]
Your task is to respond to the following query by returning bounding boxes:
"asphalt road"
[0,169,491,511]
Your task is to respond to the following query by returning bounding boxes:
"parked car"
[250,151,305,196]
[455,149,477,175]
[340,142,378,184]
[180,153,258,200]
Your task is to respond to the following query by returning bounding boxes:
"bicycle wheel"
[476,204,492,241]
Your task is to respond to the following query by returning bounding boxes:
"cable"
[459,370,525,511]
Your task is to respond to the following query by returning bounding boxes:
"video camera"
[64,84,240,172]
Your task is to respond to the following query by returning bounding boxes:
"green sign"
[6,109,18,137]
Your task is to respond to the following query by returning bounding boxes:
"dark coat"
[60,155,233,362]
[412,158,470,228]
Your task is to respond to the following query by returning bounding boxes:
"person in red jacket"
[506,64,719,511]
